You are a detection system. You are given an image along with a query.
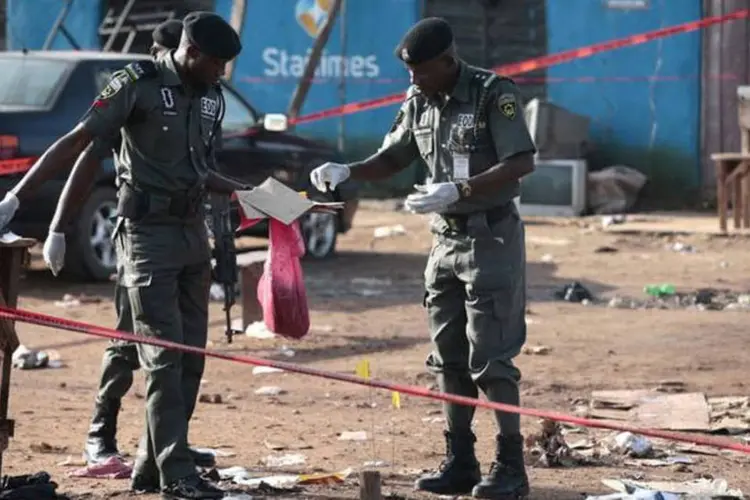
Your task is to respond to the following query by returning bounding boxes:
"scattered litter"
[351,277,392,287]
[30,442,67,454]
[253,366,284,375]
[0,471,62,499]
[601,214,627,227]
[588,478,742,499]
[12,345,63,370]
[588,165,647,215]
[262,453,306,467]
[53,293,102,308]
[338,431,368,441]
[245,321,276,339]
[255,386,286,396]
[612,432,653,457]
[218,466,351,488]
[595,246,619,253]
[588,390,711,432]
[198,393,224,404]
[68,456,132,479]
[644,284,676,298]
[363,460,389,468]
[623,456,694,468]
[527,236,571,246]
[209,283,225,301]
[708,396,750,434]
[522,345,551,355]
[655,381,686,394]
[554,282,594,303]
[540,253,555,263]
[669,242,695,253]
[525,419,594,467]
[278,346,295,358]
[372,224,407,239]
[421,416,445,424]
[191,447,236,458]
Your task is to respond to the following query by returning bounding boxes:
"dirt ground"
[5,202,750,499]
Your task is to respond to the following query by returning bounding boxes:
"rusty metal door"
[700,0,750,195]
[421,0,547,101]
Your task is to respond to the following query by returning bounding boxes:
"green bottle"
[644,284,676,297]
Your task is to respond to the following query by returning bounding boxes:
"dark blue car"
[0,50,359,281]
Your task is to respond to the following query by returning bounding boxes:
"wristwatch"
[456,180,472,199]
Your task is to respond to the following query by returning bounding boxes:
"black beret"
[183,11,242,61]
[395,17,454,65]
[151,19,182,50]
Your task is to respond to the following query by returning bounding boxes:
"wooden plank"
[358,470,382,500]
[0,244,28,475]
[0,293,19,353]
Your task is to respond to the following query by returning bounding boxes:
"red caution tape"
[2,305,750,454]
[291,9,749,125]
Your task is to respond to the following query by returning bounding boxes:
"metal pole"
[42,0,73,50]
[337,0,348,154]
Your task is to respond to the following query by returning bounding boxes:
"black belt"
[117,183,205,221]
[440,203,514,234]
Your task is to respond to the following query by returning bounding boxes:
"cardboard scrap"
[589,390,711,431]
[235,178,344,225]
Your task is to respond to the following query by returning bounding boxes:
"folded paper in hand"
[235,177,344,226]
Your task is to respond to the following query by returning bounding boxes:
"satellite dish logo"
[295,0,332,38]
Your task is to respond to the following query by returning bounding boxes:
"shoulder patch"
[97,70,129,100]
[497,93,517,120]
[123,61,159,82]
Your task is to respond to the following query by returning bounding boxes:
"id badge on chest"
[452,153,470,180]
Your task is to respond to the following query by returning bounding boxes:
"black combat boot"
[189,448,216,468]
[414,430,481,495]
[83,398,121,464]
[161,474,225,499]
[472,434,530,499]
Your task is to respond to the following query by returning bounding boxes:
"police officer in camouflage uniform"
[14,12,246,499]
[310,18,536,499]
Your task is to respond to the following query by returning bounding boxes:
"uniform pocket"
[414,128,433,157]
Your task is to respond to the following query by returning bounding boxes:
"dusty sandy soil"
[4,202,750,499]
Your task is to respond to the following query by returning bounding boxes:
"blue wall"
[546,0,702,189]
[6,0,100,50]
[215,0,419,158]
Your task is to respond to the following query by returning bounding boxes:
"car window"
[0,57,71,107]
[221,88,257,131]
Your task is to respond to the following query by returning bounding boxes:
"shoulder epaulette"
[122,61,159,82]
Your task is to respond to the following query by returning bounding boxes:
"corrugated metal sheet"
[422,0,547,100]
[700,0,750,195]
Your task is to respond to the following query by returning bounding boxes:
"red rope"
[1,305,748,454]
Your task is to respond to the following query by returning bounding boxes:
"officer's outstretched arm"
[465,82,537,196]
[49,141,110,234]
[349,101,419,182]
[9,123,94,202]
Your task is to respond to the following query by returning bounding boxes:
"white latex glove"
[0,192,20,231]
[310,162,350,192]
[404,183,460,214]
[43,232,66,277]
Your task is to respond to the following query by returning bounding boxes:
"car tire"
[300,211,338,259]
[64,186,119,282]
